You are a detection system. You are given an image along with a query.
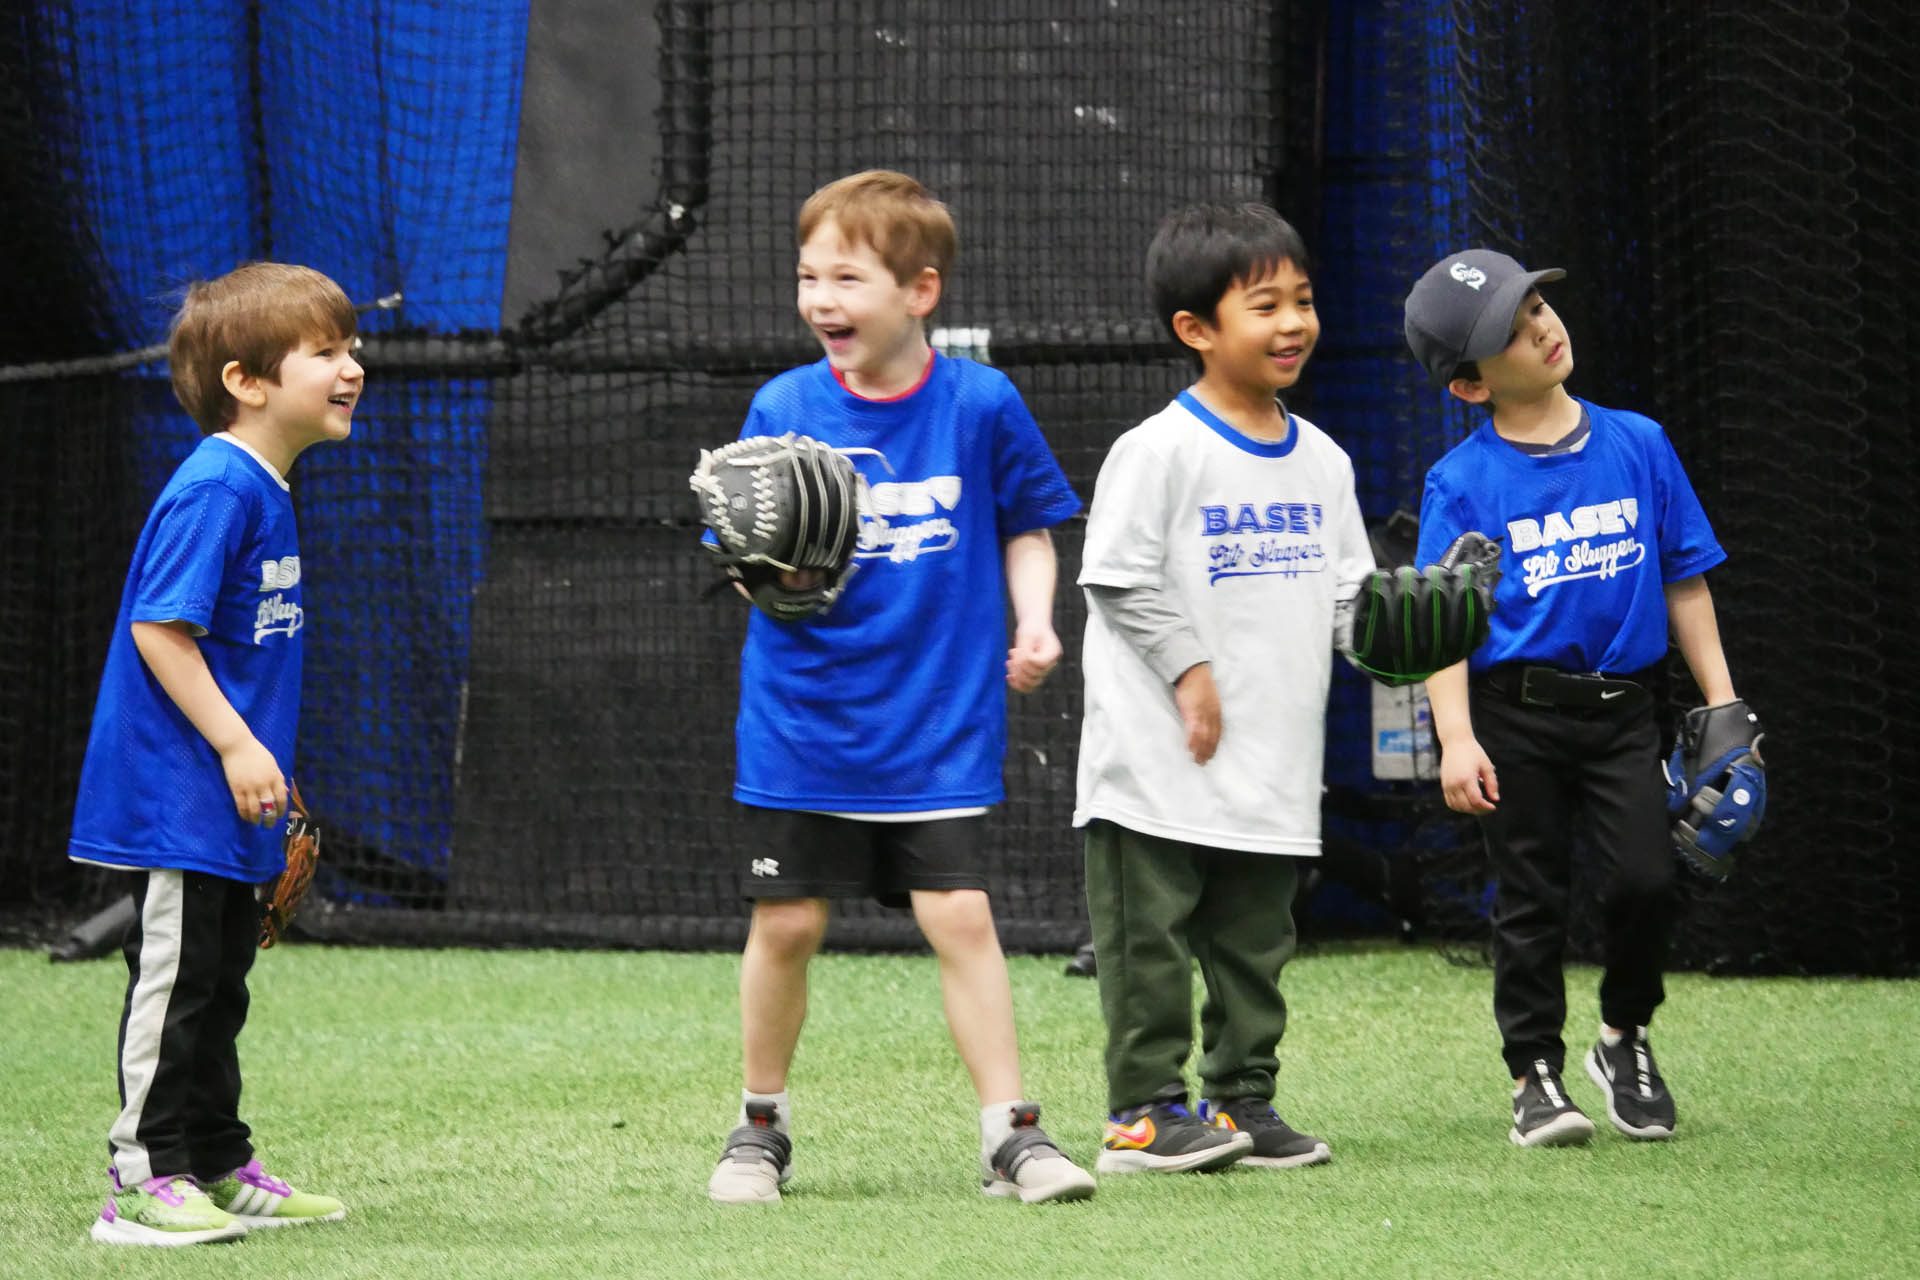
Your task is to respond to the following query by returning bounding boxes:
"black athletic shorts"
[738,806,988,907]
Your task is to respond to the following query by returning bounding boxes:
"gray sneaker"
[1198,1096,1330,1167]
[1094,1100,1250,1174]
[981,1103,1096,1203]
[707,1101,792,1204]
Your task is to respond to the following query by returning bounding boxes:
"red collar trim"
[832,350,936,402]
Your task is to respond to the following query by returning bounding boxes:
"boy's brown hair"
[797,170,957,285]
[167,262,357,435]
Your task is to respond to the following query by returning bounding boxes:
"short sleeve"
[1652,430,1726,581]
[990,384,1081,537]
[129,482,251,632]
[1413,469,1468,569]
[1325,455,1376,595]
[1079,429,1173,589]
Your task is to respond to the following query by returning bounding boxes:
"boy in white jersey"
[70,263,358,1244]
[704,171,1094,1206]
[1076,203,1373,1173]
[1403,249,1746,1146]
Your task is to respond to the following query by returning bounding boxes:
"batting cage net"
[3,0,1915,974]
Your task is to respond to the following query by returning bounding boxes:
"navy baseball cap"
[1403,249,1566,385]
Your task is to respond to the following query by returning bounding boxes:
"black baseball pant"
[1469,680,1674,1079]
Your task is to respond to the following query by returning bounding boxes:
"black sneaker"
[1510,1060,1596,1147]
[981,1103,1097,1203]
[707,1100,793,1204]
[1095,1100,1251,1173]
[1198,1097,1330,1168]
[1584,1027,1677,1139]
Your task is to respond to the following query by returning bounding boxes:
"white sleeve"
[1326,454,1377,651]
[1078,427,1174,590]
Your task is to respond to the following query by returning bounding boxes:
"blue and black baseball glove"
[1664,700,1767,881]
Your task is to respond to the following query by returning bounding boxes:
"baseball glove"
[1347,531,1503,688]
[689,432,869,623]
[258,782,319,949]
[1664,699,1766,881]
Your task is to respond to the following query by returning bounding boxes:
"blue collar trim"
[1178,389,1298,457]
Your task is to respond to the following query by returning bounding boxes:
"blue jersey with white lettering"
[69,435,306,880]
[732,354,1080,810]
[1414,399,1724,673]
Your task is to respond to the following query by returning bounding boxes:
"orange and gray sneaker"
[1094,1100,1250,1174]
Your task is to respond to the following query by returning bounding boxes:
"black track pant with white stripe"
[108,869,258,1185]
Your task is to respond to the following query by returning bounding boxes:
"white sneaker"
[707,1102,792,1204]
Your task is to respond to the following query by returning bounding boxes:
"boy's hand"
[1174,663,1221,765]
[1439,737,1499,813]
[731,568,822,605]
[221,737,289,826]
[1006,625,1061,692]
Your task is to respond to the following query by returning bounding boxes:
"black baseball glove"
[689,432,868,622]
[1347,531,1502,688]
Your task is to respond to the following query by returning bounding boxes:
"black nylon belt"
[1478,663,1658,710]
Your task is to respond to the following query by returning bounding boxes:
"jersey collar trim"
[1480,397,1597,469]
[1177,388,1299,458]
[213,431,291,491]
[830,350,937,402]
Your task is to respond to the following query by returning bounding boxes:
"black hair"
[1146,202,1312,363]
[1453,359,1480,383]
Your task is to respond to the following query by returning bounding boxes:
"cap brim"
[1458,267,1567,365]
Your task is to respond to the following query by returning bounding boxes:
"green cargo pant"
[1084,819,1299,1113]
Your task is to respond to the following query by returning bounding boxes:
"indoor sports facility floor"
[7,942,1915,1278]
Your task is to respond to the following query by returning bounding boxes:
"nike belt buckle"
[1517,666,1564,706]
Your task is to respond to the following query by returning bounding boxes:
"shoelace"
[1228,1102,1288,1133]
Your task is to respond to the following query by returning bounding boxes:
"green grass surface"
[3,942,1915,1278]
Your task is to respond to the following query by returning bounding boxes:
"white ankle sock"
[740,1089,790,1133]
[1600,1025,1624,1047]
[980,1099,1025,1160]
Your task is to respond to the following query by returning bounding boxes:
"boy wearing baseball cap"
[1402,250,1753,1146]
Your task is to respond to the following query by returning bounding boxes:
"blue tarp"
[69,1,527,870]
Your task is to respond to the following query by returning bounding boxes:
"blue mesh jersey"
[732,354,1081,810]
[1414,398,1726,674]
[69,436,307,880]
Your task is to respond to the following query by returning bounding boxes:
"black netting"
[1417,0,1920,974]
[5,0,1916,973]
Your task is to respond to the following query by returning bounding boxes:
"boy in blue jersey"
[70,262,360,1244]
[705,170,1095,1206]
[1404,249,1742,1146]
[1075,203,1373,1175]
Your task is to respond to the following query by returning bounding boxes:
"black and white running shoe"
[1585,1027,1677,1139]
[1510,1059,1596,1147]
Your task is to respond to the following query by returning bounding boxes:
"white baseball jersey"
[1074,390,1374,854]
